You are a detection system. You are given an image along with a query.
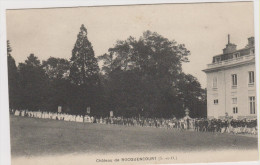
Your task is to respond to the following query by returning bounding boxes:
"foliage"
[69,24,101,114]
[7,40,20,110]
[98,31,205,118]
[42,57,70,80]
[17,54,48,111]
[7,29,206,118]
[69,24,100,86]
[42,57,71,112]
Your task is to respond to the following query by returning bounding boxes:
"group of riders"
[11,109,257,135]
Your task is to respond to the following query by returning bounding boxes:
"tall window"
[249,71,254,84]
[232,74,237,86]
[233,107,238,114]
[250,48,255,55]
[213,77,217,88]
[232,98,237,104]
[249,96,255,114]
[214,99,218,105]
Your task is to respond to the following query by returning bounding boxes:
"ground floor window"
[233,107,238,114]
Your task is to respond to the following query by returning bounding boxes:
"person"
[21,110,25,117]
[187,118,190,130]
[222,119,228,133]
[14,110,20,116]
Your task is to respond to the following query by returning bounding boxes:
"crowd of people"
[11,109,258,135]
[12,110,95,123]
[194,118,257,135]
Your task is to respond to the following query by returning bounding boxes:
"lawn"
[10,116,258,157]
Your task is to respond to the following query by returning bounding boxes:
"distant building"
[203,35,256,119]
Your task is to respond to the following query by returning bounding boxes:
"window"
[232,98,237,104]
[213,77,217,88]
[233,107,238,114]
[215,57,221,63]
[249,71,254,85]
[214,99,218,105]
[233,52,240,58]
[250,48,255,54]
[249,96,256,114]
[232,74,237,86]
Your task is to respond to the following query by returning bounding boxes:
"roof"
[212,46,254,63]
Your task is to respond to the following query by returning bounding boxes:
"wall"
[206,62,256,119]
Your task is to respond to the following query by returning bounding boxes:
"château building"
[203,35,256,119]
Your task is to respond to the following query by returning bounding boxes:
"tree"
[99,31,205,118]
[98,31,190,118]
[98,52,114,75]
[7,40,20,110]
[176,73,207,118]
[18,54,48,111]
[69,24,101,114]
[69,24,100,86]
[101,31,189,75]
[42,57,71,112]
[42,57,70,80]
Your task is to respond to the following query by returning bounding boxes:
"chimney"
[223,34,237,54]
[247,37,255,47]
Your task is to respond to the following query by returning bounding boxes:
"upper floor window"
[232,98,237,104]
[233,52,240,58]
[249,71,254,85]
[213,77,217,88]
[249,96,256,114]
[250,48,255,55]
[215,57,221,63]
[214,99,218,105]
[232,74,237,87]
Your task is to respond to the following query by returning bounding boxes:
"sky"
[6,2,254,88]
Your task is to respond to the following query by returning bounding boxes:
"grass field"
[10,116,258,157]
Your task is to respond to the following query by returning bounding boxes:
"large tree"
[42,57,71,112]
[69,24,100,86]
[69,24,101,115]
[99,31,206,118]
[99,31,189,74]
[18,54,48,111]
[176,73,207,118]
[7,40,20,110]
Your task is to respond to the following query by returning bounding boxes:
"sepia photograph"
[0,1,259,165]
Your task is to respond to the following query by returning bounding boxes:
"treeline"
[7,24,206,118]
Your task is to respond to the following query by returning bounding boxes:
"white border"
[0,0,255,10]
[0,1,11,165]
[0,1,259,165]
[254,0,260,162]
